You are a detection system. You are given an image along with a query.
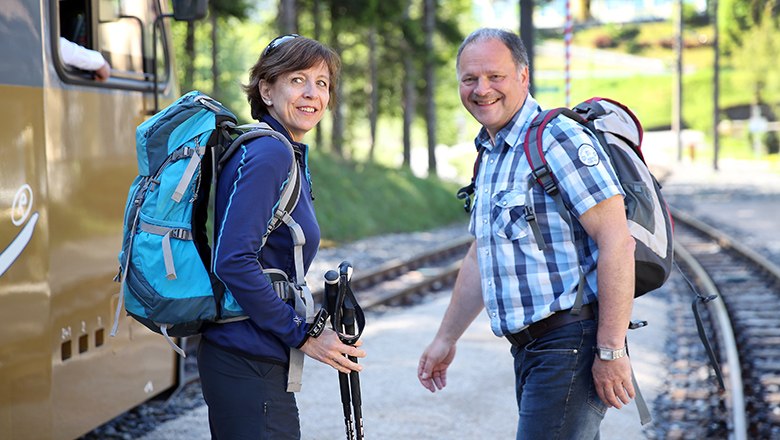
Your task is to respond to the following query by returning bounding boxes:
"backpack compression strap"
[522,108,592,313]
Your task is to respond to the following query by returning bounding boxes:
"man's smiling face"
[457,38,529,141]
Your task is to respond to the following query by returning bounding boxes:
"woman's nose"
[302,81,315,98]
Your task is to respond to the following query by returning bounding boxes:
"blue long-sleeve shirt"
[203,115,320,364]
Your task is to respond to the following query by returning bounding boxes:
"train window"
[78,334,88,354]
[95,328,105,347]
[61,340,72,361]
[53,0,172,91]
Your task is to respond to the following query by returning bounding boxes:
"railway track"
[312,235,473,308]
[175,235,474,385]
[671,208,780,440]
[88,206,780,440]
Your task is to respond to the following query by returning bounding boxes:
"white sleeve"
[59,37,106,71]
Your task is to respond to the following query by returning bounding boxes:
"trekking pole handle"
[339,261,353,281]
[324,270,339,317]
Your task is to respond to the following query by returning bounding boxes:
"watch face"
[598,347,625,360]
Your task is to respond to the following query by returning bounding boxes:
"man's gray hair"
[456,28,529,70]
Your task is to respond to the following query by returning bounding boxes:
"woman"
[198,35,365,439]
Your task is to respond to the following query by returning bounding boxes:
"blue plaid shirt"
[468,95,624,336]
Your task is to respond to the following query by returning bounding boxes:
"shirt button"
[492,312,497,317]
[490,159,495,164]
[483,219,487,224]
[502,201,507,206]
[484,188,488,193]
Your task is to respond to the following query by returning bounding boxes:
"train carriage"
[0,1,201,438]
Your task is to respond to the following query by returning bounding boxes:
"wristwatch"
[306,308,329,338]
[596,346,627,361]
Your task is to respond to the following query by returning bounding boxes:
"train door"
[0,1,52,438]
[0,0,201,438]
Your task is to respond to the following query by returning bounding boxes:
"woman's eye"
[291,77,304,84]
[317,80,328,88]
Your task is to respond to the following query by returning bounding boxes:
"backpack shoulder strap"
[456,147,485,212]
[523,107,588,197]
[523,107,591,314]
[220,123,302,244]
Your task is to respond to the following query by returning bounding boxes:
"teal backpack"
[111,91,306,357]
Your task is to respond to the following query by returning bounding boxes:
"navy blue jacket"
[203,115,320,364]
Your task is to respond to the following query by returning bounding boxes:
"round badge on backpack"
[577,143,600,167]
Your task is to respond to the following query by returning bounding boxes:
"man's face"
[457,38,529,141]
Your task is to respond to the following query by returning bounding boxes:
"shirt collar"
[260,114,308,163]
[474,94,542,152]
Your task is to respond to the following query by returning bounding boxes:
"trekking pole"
[337,261,363,440]
[324,270,355,440]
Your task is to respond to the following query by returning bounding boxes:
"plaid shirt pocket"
[492,189,531,242]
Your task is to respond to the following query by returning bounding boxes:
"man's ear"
[519,65,530,91]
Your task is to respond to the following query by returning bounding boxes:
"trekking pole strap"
[631,368,652,425]
[626,338,652,425]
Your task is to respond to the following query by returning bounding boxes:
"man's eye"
[462,77,475,85]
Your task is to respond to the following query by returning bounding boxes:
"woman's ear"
[259,80,272,106]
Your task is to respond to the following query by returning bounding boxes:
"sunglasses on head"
[263,34,300,57]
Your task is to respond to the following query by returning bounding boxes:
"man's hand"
[417,339,456,392]
[94,62,111,82]
[592,355,635,408]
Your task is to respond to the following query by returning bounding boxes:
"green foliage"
[720,0,780,55]
[309,149,465,243]
[730,9,780,105]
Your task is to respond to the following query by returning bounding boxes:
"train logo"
[0,184,39,277]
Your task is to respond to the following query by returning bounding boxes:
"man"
[59,37,111,81]
[417,28,636,439]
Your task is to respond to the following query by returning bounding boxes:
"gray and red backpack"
[459,97,674,308]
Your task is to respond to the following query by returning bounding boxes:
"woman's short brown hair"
[243,36,341,121]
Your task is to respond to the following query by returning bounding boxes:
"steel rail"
[672,241,747,440]
[312,235,473,307]
[668,206,780,440]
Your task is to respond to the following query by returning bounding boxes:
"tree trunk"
[401,1,415,168]
[184,22,195,92]
[313,0,323,148]
[423,0,437,175]
[329,3,344,157]
[210,5,219,99]
[367,27,379,162]
[519,0,534,94]
[279,0,298,34]
[573,0,591,22]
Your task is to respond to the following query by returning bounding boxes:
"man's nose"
[473,77,491,95]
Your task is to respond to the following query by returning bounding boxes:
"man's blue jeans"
[511,318,607,440]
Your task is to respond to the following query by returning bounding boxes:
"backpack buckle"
[531,164,559,196]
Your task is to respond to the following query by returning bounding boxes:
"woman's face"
[260,61,331,142]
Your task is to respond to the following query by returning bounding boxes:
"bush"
[593,34,616,48]
[606,24,640,42]
[766,131,780,155]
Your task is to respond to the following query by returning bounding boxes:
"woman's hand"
[300,328,365,374]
